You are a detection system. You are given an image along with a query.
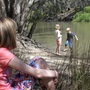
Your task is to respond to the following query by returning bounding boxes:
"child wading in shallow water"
[63,28,78,51]
[0,17,58,90]
[54,24,62,55]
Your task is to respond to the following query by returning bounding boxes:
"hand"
[53,70,58,84]
[54,70,58,78]
[53,78,58,85]
[75,35,78,41]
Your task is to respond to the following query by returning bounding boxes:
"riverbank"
[14,34,70,71]
[13,34,90,90]
[14,34,84,76]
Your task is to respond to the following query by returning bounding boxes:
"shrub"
[84,6,90,13]
[73,6,90,22]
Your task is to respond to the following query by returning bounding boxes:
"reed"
[56,45,90,90]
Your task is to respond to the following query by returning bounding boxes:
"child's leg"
[64,40,68,51]
[57,45,60,54]
[69,41,72,50]
[56,40,61,54]
[55,40,58,54]
[47,80,56,90]
[27,57,57,90]
[34,58,57,90]
[40,78,56,90]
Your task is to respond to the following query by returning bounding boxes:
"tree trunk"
[27,22,37,39]
[0,0,39,35]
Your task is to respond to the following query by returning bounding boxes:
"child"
[11,56,57,90]
[0,17,58,90]
[63,27,78,51]
[33,56,57,90]
[54,24,62,55]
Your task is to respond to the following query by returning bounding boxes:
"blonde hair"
[0,17,17,49]
[66,28,71,31]
[55,24,60,29]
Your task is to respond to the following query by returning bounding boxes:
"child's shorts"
[65,40,72,49]
[56,39,61,46]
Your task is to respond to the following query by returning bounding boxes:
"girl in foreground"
[0,17,58,90]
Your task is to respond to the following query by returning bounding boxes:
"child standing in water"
[54,24,62,55]
[63,27,78,51]
[0,17,58,90]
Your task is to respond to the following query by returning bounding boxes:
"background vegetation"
[0,0,90,38]
[73,6,90,22]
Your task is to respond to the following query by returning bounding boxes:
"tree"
[0,0,42,39]
[0,0,90,39]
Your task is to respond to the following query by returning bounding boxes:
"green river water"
[32,21,90,56]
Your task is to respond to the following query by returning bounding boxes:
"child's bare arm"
[8,56,58,79]
[75,35,78,40]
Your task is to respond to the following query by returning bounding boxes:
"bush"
[73,6,90,22]
[84,6,90,13]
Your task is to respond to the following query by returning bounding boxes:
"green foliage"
[73,6,90,22]
[84,6,90,13]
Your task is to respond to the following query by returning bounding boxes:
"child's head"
[35,58,48,69]
[0,17,17,49]
[55,24,60,30]
[66,27,71,32]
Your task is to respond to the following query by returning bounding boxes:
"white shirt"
[55,30,62,40]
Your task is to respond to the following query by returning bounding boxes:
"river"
[32,21,90,56]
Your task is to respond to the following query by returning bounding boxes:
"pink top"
[0,48,15,90]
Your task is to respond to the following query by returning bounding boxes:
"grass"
[56,45,90,90]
